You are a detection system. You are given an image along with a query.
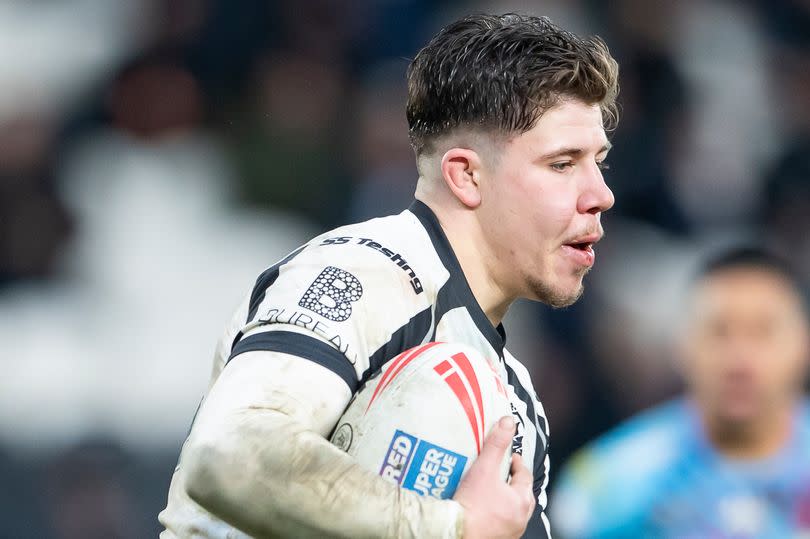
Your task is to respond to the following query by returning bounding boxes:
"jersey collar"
[409,199,507,358]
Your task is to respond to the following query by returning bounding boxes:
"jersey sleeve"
[228,234,432,393]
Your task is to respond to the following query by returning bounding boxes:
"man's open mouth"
[565,241,594,252]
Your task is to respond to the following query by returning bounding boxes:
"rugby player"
[552,247,810,538]
[160,13,618,538]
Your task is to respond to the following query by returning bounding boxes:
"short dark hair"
[406,13,620,155]
[696,246,808,314]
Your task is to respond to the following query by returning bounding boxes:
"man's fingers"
[509,455,534,491]
[508,454,536,516]
[508,454,532,489]
[478,416,515,464]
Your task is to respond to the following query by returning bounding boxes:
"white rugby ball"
[330,341,513,500]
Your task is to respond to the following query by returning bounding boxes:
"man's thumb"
[479,416,515,461]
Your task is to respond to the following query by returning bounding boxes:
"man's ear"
[440,148,483,208]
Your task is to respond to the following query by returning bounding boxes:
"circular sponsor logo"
[333,423,353,451]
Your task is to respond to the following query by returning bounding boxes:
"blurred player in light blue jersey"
[551,246,810,539]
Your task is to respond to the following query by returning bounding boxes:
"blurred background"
[0,0,808,537]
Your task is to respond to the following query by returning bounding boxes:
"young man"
[160,13,618,539]
[552,247,810,538]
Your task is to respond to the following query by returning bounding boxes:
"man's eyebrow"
[538,141,612,161]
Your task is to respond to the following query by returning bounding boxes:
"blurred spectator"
[0,0,149,288]
[551,247,810,538]
[0,50,317,450]
[667,0,780,230]
[0,110,73,286]
[227,50,352,227]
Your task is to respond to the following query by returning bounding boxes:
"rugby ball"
[330,341,513,500]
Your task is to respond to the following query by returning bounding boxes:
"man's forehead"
[691,269,804,316]
[521,101,608,152]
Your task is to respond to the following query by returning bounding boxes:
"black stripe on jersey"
[409,200,505,358]
[230,245,308,353]
[228,330,358,392]
[504,361,548,498]
[524,506,550,539]
[362,305,433,384]
[246,245,307,324]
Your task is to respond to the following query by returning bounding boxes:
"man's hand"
[453,416,536,539]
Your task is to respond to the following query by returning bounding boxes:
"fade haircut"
[406,13,620,156]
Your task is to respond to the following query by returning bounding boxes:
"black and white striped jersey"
[169,200,551,538]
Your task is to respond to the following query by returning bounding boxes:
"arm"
[181,350,464,538]
[179,240,535,537]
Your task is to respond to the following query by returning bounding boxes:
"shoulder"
[284,210,443,297]
[244,211,434,326]
[231,210,447,387]
[585,399,689,468]
[552,399,692,536]
[562,399,690,485]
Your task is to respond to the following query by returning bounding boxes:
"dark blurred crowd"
[1,0,809,537]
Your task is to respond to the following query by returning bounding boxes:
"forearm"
[184,403,463,538]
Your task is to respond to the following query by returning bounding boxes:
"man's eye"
[597,161,610,171]
[551,162,573,172]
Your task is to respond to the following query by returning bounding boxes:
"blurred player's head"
[408,14,619,308]
[681,247,810,442]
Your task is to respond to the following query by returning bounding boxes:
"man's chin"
[529,278,585,308]
[716,404,763,427]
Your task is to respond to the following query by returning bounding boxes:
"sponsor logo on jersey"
[319,236,423,294]
[257,306,358,364]
[380,430,467,500]
[299,266,363,322]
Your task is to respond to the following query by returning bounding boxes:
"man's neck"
[450,234,514,326]
[704,404,795,460]
[415,196,515,326]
